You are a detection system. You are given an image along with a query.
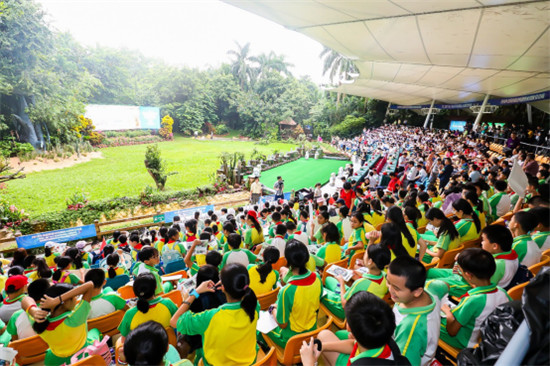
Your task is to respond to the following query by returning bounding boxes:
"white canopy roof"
[223,0,550,106]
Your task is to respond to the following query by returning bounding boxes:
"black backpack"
[504,264,533,290]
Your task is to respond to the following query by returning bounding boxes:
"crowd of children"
[0,125,548,366]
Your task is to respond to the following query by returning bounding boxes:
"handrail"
[0,196,252,254]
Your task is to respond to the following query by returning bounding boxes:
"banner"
[16,225,97,250]
[162,204,215,224]
[259,192,292,206]
[85,104,160,131]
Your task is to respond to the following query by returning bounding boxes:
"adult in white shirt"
[250,177,262,204]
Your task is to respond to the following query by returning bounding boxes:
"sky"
[37,0,328,83]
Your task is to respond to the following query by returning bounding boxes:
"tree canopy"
[0,0,391,150]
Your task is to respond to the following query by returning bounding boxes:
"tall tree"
[227,42,256,90]
[250,51,294,79]
[319,46,358,84]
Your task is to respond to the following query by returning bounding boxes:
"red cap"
[247,210,257,219]
[6,275,28,292]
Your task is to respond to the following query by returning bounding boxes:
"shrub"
[329,115,366,138]
[214,124,229,135]
[144,144,177,190]
[160,115,174,140]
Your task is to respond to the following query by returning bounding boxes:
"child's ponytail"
[241,287,258,323]
[106,253,120,279]
[33,284,73,334]
[221,264,258,323]
[66,247,83,269]
[258,247,279,284]
[133,273,157,314]
[52,257,72,282]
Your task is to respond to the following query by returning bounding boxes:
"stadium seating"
[88,309,125,337]
[261,316,333,365]
[437,245,465,269]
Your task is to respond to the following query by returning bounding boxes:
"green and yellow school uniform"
[400,225,419,258]
[488,192,506,221]
[348,227,368,261]
[247,265,279,296]
[267,271,322,347]
[533,231,550,251]
[244,227,264,247]
[106,266,126,277]
[133,263,169,295]
[322,272,387,320]
[219,249,257,269]
[39,300,100,366]
[455,218,479,243]
[162,241,187,256]
[512,234,541,266]
[422,232,460,263]
[474,209,487,230]
[45,252,60,268]
[439,284,511,349]
[314,223,328,244]
[177,302,259,366]
[268,221,283,238]
[349,344,395,364]
[394,283,444,366]
[316,242,342,265]
[118,297,177,337]
[54,271,81,285]
[154,239,166,253]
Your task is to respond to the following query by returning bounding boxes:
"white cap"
[44,241,57,248]
[75,240,87,249]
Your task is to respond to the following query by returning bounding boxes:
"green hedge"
[18,184,216,235]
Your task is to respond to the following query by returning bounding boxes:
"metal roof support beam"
[473,94,490,131]
[423,100,435,129]
[527,104,533,125]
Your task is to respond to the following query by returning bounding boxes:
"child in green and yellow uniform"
[171,263,259,366]
[123,321,192,366]
[316,223,343,265]
[452,199,481,243]
[530,206,550,251]
[267,240,322,347]
[44,242,60,268]
[118,273,178,364]
[161,228,187,258]
[243,211,265,249]
[32,281,100,366]
[52,257,83,285]
[344,213,369,261]
[422,208,460,263]
[308,292,408,366]
[247,246,280,296]
[133,247,171,294]
[437,248,511,349]
[322,244,390,320]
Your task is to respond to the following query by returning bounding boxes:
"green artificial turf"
[258,158,350,192]
[6,136,297,215]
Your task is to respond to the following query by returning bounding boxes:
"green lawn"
[258,158,350,192]
[7,136,296,215]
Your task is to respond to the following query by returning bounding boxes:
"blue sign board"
[16,224,97,250]
[259,192,292,206]
[389,91,550,110]
[139,106,161,129]
[163,204,215,224]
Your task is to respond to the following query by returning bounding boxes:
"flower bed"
[95,135,164,148]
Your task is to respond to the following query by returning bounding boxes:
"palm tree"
[319,46,358,84]
[227,42,256,90]
[251,51,294,79]
[320,46,359,105]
